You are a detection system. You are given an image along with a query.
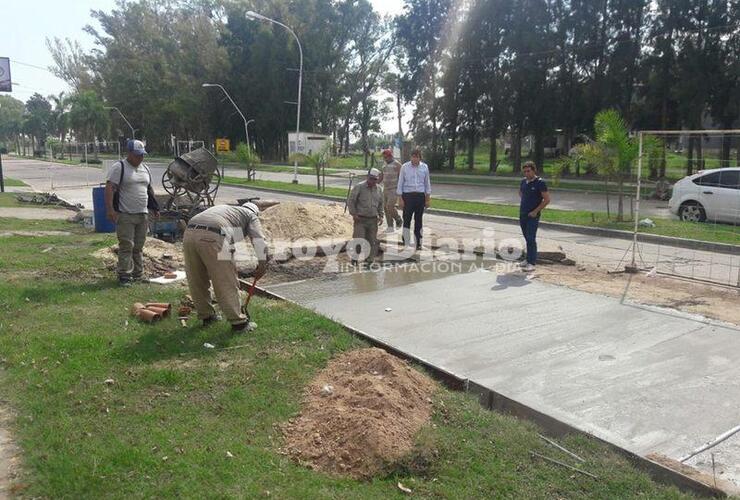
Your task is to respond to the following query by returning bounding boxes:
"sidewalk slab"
[267,267,740,487]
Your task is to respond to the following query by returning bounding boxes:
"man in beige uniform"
[183,202,268,331]
[378,149,403,232]
[347,168,384,264]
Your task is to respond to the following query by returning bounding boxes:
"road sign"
[216,138,230,152]
[0,57,11,92]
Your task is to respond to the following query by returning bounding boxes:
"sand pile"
[282,348,437,479]
[261,202,353,242]
[93,238,183,275]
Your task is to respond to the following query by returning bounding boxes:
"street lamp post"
[104,106,135,140]
[246,10,303,184]
[202,83,250,148]
[246,119,255,149]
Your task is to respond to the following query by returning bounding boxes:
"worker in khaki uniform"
[347,168,384,265]
[378,149,403,233]
[183,202,268,332]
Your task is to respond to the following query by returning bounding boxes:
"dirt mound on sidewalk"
[261,202,353,242]
[281,347,437,479]
[92,238,183,275]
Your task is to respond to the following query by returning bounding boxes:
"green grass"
[0,217,695,498]
[223,178,740,246]
[2,178,28,187]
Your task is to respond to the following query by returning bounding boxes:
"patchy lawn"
[0,218,698,498]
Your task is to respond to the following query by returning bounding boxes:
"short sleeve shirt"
[106,160,150,214]
[520,177,548,215]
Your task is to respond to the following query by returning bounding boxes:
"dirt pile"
[93,238,183,275]
[282,348,437,479]
[261,202,353,242]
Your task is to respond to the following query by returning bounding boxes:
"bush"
[235,142,260,170]
[80,158,102,164]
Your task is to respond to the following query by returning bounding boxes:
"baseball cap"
[381,149,393,158]
[127,139,147,156]
[241,201,260,216]
[368,168,381,178]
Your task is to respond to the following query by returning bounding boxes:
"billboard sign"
[0,58,11,92]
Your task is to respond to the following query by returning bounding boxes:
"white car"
[669,167,740,223]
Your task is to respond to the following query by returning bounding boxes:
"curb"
[223,182,739,255]
[248,282,727,498]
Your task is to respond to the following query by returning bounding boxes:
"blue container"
[92,186,116,233]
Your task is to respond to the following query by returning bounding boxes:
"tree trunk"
[447,126,457,171]
[430,70,438,155]
[720,133,731,168]
[512,128,522,174]
[467,130,476,170]
[687,136,695,175]
[489,127,498,173]
[605,178,610,220]
[396,83,404,139]
[533,130,545,172]
[696,135,704,171]
[617,176,624,222]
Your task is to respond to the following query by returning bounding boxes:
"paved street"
[202,163,673,218]
[3,157,671,216]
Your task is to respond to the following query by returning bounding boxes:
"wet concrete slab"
[268,266,740,486]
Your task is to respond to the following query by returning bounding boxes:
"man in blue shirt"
[519,161,550,271]
[396,147,432,250]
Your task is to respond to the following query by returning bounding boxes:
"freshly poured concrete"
[268,266,740,486]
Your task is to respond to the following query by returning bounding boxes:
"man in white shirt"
[396,147,432,250]
[105,139,158,286]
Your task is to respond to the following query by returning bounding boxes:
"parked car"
[669,167,740,223]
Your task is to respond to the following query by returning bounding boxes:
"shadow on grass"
[1,279,121,305]
[112,320,238,365]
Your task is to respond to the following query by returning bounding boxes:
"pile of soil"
[92,238,183,276]
[261,202,353,242]
[282,348,437,479]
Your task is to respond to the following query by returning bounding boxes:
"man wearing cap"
[183,202,269,332]
[347,168,384,264]
[105,139,158,286]
[378,149,403,233]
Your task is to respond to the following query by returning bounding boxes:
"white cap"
[241,202,260,215]
[368,168,381,178]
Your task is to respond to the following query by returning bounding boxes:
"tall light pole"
[202,83,250,147]
[246,10,303,184]
[104,106,135,139]
[246,119,255,149]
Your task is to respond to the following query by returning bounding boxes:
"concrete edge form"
[245,281,726,498]
[222,182,739,256]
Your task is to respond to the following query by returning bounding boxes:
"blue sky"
[2,0,403,102]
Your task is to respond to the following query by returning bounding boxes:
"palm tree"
[68,91,109,161]
[49,92,70,158]
[575,110,641,222]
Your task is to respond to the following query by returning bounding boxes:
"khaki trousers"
[383,189,402,228]
[183,229,247,326]
[352,216,379,263]
[116,212,148,278]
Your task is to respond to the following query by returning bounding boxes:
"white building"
[288,132,332,156]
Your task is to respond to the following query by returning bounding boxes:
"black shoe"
[118,277,132,287]
[416,243,422,250]
[202,316,219,327]
[131,274,144,282]
[231,322,248,332]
